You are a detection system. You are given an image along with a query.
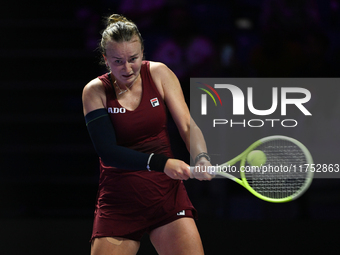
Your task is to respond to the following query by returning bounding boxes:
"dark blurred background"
[1,0,340,254]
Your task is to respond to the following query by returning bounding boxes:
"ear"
[103,54,110,70]
[103,54,107,64]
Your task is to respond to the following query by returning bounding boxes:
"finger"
[182,174,189,180]
[204,172,213,180]
[173,172,186,180]
[178,168,191,180]
[198,173,213,181]
[182,171,191,180]
[182,166,191,176]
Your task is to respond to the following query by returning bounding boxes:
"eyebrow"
[112,53,139,59]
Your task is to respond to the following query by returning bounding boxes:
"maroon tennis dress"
[90,61,197,242]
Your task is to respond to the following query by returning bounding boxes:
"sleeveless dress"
[90,61,196,241]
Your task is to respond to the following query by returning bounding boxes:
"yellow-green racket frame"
[193,135,314,203]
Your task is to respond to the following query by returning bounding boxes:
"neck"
[110,73,140,95]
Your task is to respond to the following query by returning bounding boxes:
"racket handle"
[188,166,216,178]
[189,166,194,178]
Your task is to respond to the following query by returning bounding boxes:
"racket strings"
[245,140,309,199]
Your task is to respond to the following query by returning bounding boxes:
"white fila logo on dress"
[150,98,160,107]
[177,210,185,216]
[108,107,126,114]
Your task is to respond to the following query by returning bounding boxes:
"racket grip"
[188,166,216,178]
[189,167,194,179]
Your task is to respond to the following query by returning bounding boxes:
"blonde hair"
[100,14,144,56]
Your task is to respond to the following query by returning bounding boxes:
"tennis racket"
[190,135,314,203]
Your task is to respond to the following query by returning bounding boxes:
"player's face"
[104,36,144,86]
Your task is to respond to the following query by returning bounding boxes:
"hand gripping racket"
[191,135,314,203]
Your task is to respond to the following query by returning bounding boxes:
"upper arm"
[82,78,106,116]
[150,62,191,136]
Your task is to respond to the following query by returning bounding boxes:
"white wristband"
[146,153,154,171]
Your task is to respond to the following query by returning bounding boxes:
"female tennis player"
[82,14,212,255]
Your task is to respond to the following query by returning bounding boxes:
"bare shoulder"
[149,61,180,99]
[149,61,174,79]
[82,78,106,114]
[83,78,105,95]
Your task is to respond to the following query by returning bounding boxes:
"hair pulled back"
[100,14,144,56]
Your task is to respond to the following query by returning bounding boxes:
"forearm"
[184,118,213,180]
[85,108,168,171]
[189,124,208,160]
[180,117,208,162]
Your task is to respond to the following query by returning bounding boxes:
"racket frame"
[206,135,314,203]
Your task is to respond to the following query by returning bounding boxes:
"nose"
[123,62,132,73]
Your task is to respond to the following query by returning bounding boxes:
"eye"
[129,57,138,62]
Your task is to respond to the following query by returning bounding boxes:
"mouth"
[122,73,134,78]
